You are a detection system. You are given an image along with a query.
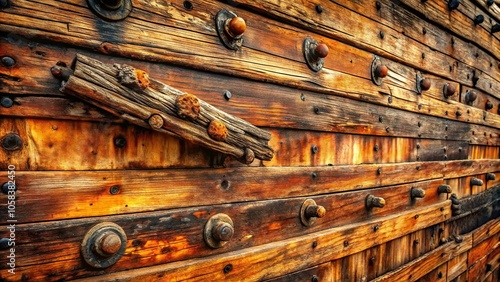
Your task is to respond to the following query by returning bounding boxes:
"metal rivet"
[375,1,381,10]
[183,0,193,10]
[379,30,384,39]
[443,83,456,98]
[413,239,419,245]
[456,111,462,117]
[366,194,385,209]
[419,78,431,91]
[303,37,327,71]
[314,106,320,114]
[300,93,306,101]
[422,27,427,34]
[223,90,232,100]
[373,224,380,231]
[311,172,317,179]
[465,90,477,105]
[374,144,379,151]
[375,65,389,79]
[369,256,376,265]
[487,0,494,5]
[1,56,15,67]
[415,214,419,219]
[343,240,349,247]
[1,133,22,151]
[1,97,13,108]
[226,17,246,38]
[114,136,126,148]
[492,24,500,33]
[448,0,460,10]
[204,213,234,248]
[1,182,16,194]
[216,9,245,50]
[474,15,484,25]
[315,4,323,13]
[0,238,10,250]
[385,126,390,133]
[378,116,383,122]
[421,53,425,59]
[487,173,496,181]
[388,96,392,104]
[311,145,318,154]
[438,185,452,194]
[311,275,319,282]
[312,241,317,248]
[377,167,382,175]
[417,121,422,127]
[411,187,426,199]
[470,177,483,186]
[109,185,120,195]
[81,222,127,268]
[223,264,233,274]
[486,101,493,110]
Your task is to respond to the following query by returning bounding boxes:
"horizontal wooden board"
[264,262,333,282]
[57,201,450,282]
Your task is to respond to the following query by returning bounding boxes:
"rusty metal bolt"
[438,185,452,194]
[223,264,233,274]
[375,1,381,10]
[134,69,149,90]
[311,145,319,154]
[448,0,460,10]
[487,0,494,6]
[114,136,126,148]
[419,78,431,91]
[470,177,483,186]
[176,93,201,120]
[95,233,122,256]
[486,100,494,110]
[343,240,349,247]
[366,194,385,209]
[305,205,326,219]
[226,16,246,38]
[411,187,426,199]
[212,222,234,242]
[487,173,496,181]
[375,65,389,79]
[465,90,477,105]
[2,182,16,194]
[314,43,329,59]
[109,185,120,195]
[148,114,164,129]
[443,83,456,98]
[1,133,22,151]
[492,24,500,33]
[1,56,15,67]
[369,256,376,266]
[315,4,323,13]
[208,120,228,141]
[377,167,382,175]
[474,15,485,25]
[311,275,319,282]
[1,97,13,108]
[374,144,379,151]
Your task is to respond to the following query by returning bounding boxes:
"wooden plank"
[473,218,500,246]
[469,145,500,159]
[415,262,447,282]
[448,252,468,281]
[0,161,444,222]
[468,231,500,264]
[417,139,468,161]
[371,234,472,281]
[264,262,333,282]
[467,241,500,281]
[55,201,450,282]
[3,7,500,134]
[461,86,500,114]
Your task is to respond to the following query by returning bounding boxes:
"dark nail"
[448,0,460,10]
[492,24,500,33]
[315,4,323,13]
[223,90,232,100]
[474,15,484,25]
[1,97,14,108]
[1,56,15,67]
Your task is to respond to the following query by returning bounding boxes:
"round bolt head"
[0,238,10,250]
[420,78,431,91]
[448,0,460,10]
[212,223,234,242]
[2,182,16,194]
[227,17,246,38]
[486,101,494,110]
[443,83,456,97]
[474,15,485,25]
[97,233,122,255]
[375,65,389,78]
[1,56,15,67]
[315,43,329,58]
[1,97,13,108]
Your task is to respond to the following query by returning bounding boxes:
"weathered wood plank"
[467,240,500,281]
[371,234,472,282]
[473,218,500,246]
[53,201,449,282]
[264,262,333,282]
[448,252,468,281]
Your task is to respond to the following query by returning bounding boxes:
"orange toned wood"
[468,145,500,159]
[467,241,500,281]
[461,86,500,114]
[473,218,500,247]
[26,201,448,282]
[416,263,447,282]
[264,263,333,282]
[447,252,468,281]
[372,234,471,282]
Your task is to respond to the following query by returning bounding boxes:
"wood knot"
[115,64,150,91]
[208,120,228,141]
[176,94,201,120]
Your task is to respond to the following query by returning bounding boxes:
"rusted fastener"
[470,177,483,187]
[300,199,326,227]
[437,184,452,194]
[474,15,485,25]
[416,73,431,94]
[115,64,150,91]
[303,37,328,72]
[485,100,494,110]
[448,0,460,10]
[464,90,477,105]
[366,194,385,210]
[215,9,245,50]
[50,64,73,81]
[87,0,132,21]
[315,4,323,13]
[81,222,127,268]
[1,182,16,194]
[487,0,494,6]
[1,56,15,67]
[492,24,500,33]
[371,56,388,86]
[486,173,496,181]
[204,213,234,248]
[176,94,200,120]
[450,193,461,215]
[1,133,22,151]
[443,83,456,98]
[208,120,228,141]
[114,136,126,148]
[410,187,426,199]
[0,97,13,108]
